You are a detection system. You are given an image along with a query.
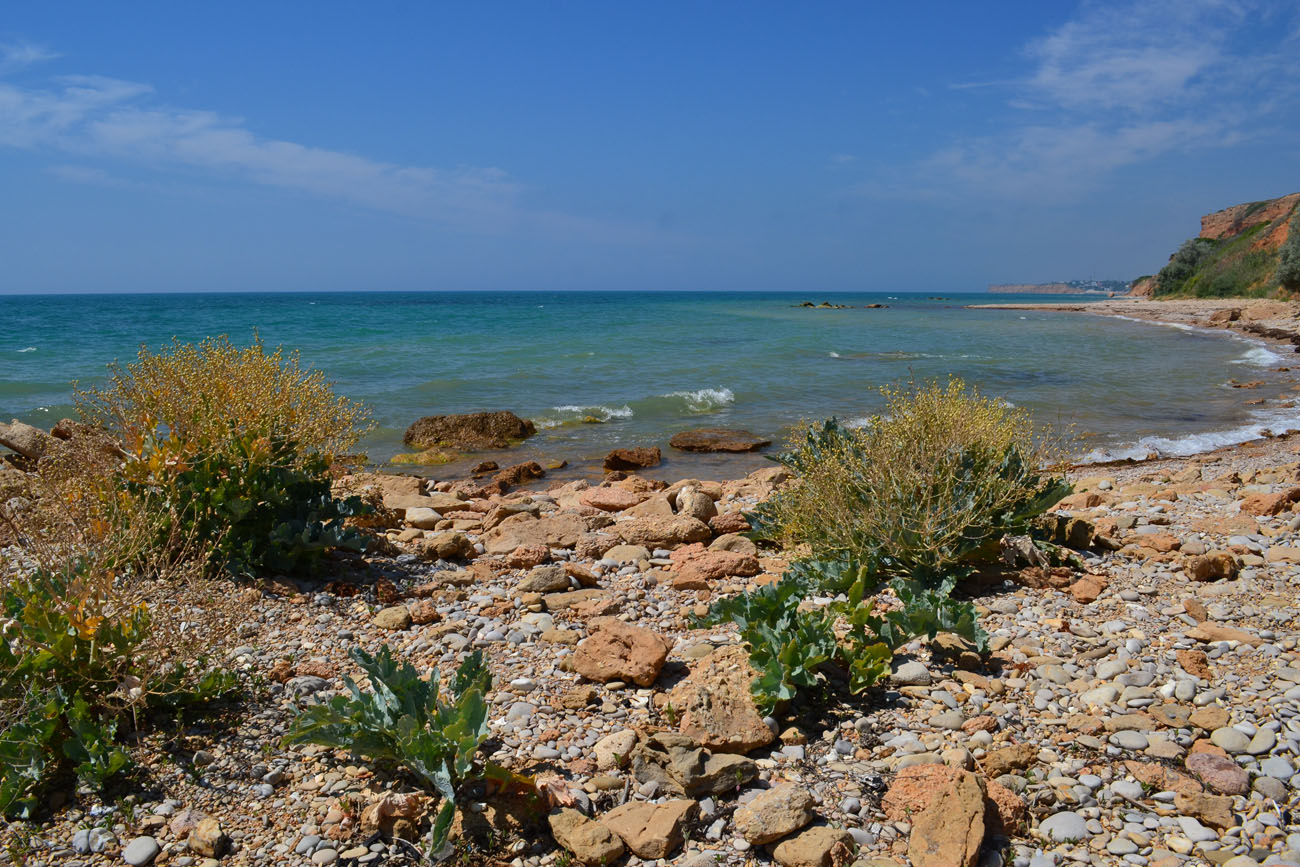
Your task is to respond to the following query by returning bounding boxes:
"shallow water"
[1,291,1295,479]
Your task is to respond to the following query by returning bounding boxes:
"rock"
[0,420,55,460]
[668,645,775,753]
[603,447,661,471]
[595,729,638,770]
[673,550,760,585]
[404,507,442,530]
[600,799,697,859]
[890,660,932,686]
[1173,792,1235,830]
[982,743,1037,778]
[404,411,535,450]
[733,784,815,844]
[614,515,712,548]
[123,836,161,866]
[709,533,757,556]
[671,749,758,796]
[603,544,651,563]
[771,826,855,867]
[1189,706,1230,730]
[674,487,718,522]
[883,764,1020,834]
[549,809,625,866]
[484,514,591,554]
[573,618,670,686]
[517,564,570,593]
[384,491,469,514]
[579,488,642,512]
[419,531,474,561]
[1038,811,1089,843]
[1186,623,1257,644]
[493,461,545,487]
[360,792,426,838]
[709,512,751,534]
[1239,487,1300,516]
[669,428,772,453]
[373,605,412,630]
[1185,752,1249,794]
[408,598,439,625]
[908,769,986,867]
[186,818,227,858]
[1209,726,1250,754]
[1188,551,1240,581]
[504,544,551,568]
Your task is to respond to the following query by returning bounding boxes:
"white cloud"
[0,41,60,73]
[46,163,126,187]
[863,0,1298,201]
[0,58,656,242]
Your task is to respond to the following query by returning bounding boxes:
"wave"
[1080,404,1300,463]
[535,403,634,428]
[829,351,841,358]
[1232,346,1285,366]
[662,387,735,412]
[15,347,36,353]
[828,350,939,362]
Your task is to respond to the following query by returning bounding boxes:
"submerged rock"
[404,410,535,450]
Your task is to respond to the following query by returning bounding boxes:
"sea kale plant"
[714,377,1066,710]
[283,647,496,858]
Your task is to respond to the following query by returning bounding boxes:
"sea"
[2,291,1297,480]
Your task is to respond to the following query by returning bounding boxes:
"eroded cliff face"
[1199,193,1299,243]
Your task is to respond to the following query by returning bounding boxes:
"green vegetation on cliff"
[1149,194,1299,298]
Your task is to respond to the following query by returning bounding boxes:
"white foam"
[1080,405,1300,464]
[1232,346,1285,366]
[536,403,634,427]
[16,347,35,353]
[665,387,735,412]
[829,351,842,358]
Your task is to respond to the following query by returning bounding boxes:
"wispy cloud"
[863,0,1299,201]
[46,163,127,187]
[0,41,60,74]
[0,53,651,241]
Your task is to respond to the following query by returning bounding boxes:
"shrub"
[1278,210,1300,291]
[75,336,375,576]
[0,488,238,817]
[283,647,495,858]
[75,335,372,461]
[1155,238,1217,295]
[750,378,1069,582]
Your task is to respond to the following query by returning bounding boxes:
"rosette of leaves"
[283,647,494,858]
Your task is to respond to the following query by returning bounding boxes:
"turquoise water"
[2,291,1295,478]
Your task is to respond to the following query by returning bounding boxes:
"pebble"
[123,837,161,866]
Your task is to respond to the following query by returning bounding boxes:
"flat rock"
[669,428,772,453]
[614,515,712,548]
[1185,752,1249,795]
[603,446,662,471]
[772,826,855,867]
[549,808,625,866]
[0,419,55,460]
[404,410,535,450]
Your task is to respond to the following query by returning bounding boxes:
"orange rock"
[1068,575,1106,603]
[1239,487,1300,516]
[1176,649,1212,680]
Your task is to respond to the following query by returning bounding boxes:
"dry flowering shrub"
[74,334,373,462]
[752,377,1069,578]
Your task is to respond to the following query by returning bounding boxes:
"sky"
[1,1,1298,294]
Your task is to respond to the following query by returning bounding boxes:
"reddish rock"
[674,550,761,584]
[403,411,535,450]
[295,660,335,679]
[614,515,712,548]
[1187,623,1257,644]
[1186,752,1249,795]
[409,599,440,625]
[907,769,986,867]
[709,511,751,534]
[1176,649,1212,680]
[1123,761,1203,797]
[504,544,550,568]
[579,487,643,512]
[493,461,545,487]
[1239,487,1300,516]
[603,447,662,471]
[1067,575,1106,603]
[573,618,670,687]
[1188,551,1240,581]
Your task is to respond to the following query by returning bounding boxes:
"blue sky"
[2,1,1298,293]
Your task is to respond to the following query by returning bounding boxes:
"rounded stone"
[123,837,161,867]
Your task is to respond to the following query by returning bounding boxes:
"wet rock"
[603,447,662,471]
[669,428,772,453]
[404,411,535,450]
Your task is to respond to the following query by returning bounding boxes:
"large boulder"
[669,428,772,453]
[603,447,661,471]
[907,770,986,867]
[483,513,592,554]
[573,618,670,687]
[600,800,696,859]
[549,809,624,866]
[668,645,774,753]
[772,827,855,867]
[404,411,535,450]
[614,515,711,548]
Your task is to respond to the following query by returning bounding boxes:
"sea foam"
[664,388,735,412]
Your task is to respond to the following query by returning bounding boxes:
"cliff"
[1140,192,1300,297]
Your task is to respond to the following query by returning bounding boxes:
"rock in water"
[669,428,772,452]
[603,446,662,470]
[573,618,670,686]
[403,411,535,450]
[907,770,985,867]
